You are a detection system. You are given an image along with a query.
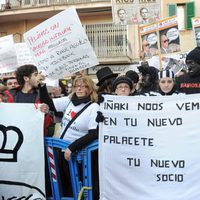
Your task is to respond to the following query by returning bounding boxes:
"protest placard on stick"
[24,7,99,79]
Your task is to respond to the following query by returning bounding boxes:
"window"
[177,4,185,30]
[14,33,22,42]
[168,2,195,30]
[0,32,7,37]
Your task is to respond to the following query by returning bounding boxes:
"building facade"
[0,0,198,74]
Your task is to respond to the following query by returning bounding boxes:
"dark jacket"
[176,74,200,94]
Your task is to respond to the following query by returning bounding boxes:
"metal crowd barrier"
[45,137,98,200]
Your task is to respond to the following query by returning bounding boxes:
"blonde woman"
[52,75,99,197]
[53,75,99,157]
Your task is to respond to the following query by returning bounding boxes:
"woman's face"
[159,77,174,94]
[74,79,90,98]
[115,83,131,96]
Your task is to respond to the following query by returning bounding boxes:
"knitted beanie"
[112,76,133,91]
[158,69,174,80]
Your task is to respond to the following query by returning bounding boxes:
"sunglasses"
[163,39,169,43]
[144,43,150,47]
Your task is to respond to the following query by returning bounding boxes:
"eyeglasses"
[74,85,88,89]
[116,85,130,90]
[144,43,150,47]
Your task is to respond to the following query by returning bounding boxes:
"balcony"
[1,0,109,8]
[0,0,110,12]
[0,0,111,23]
[0,23,133,63]
[85,23,133,64]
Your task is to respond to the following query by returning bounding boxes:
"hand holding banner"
[99,94,200,200]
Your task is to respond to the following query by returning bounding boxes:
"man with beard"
[8,64,55,196]
[136,62,159,96]
[8,65,53,132]
[9,65,43,103]
[176,47,200,94]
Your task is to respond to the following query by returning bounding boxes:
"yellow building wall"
[0,12,113,41]
[0,0,200,59]
[80,13,113,24]
[162,0,198,52]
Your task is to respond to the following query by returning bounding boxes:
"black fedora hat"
[96,67,118,86]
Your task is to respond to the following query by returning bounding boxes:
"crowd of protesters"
[1,46,200,199]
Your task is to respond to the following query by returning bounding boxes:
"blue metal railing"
[45,137,98,200]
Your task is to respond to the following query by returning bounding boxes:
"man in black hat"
[96,67,118,94]
[176,47,200,94]
[125,70,139,95]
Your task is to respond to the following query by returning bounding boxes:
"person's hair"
[142,35,148,42]
[160,33,168,45]
[16,64,38,87]
[2,77,16,86]
[97,76,116,94]
[59,79,68,96]
[69,75,98,102]
[142,35,149,50]
[6,77,16,82]
[140,7,148,14]
[117,8,126,15]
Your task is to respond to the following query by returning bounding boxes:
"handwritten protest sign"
[24,7,99,79]
[192,17,200,47]
[112,0,160,25]
[15,43,36,66]
[0,103,45,199]
[0,35,18,73]
[99,94,200,200]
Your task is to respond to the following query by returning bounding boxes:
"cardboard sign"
[24,7,99,79]
[0,35,18,72]
[15,43,36,66]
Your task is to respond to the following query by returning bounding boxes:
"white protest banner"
[15,43,36,66]
[99,94,200,200]
[158,16,181,54]
[192,17,200,47]
[0,35,18,73]
[24,7,99,79]
[0,103,45,199]
[112,0,160,25]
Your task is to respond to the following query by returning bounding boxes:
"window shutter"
[168,4,177,17]
[186,1,195,30]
